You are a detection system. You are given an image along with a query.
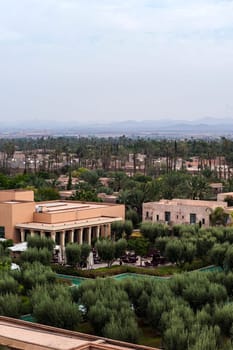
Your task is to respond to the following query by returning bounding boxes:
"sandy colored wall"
[0,190,34,202]
[217,192,233,201]
[34,205,125,224]
[99,204,125,220]
[0,203,13,240]
[0,202,35,241]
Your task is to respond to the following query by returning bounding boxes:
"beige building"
[217,192,233,202]
[0,316,157,350]
[0,189,125,246]
[143,198,228,227]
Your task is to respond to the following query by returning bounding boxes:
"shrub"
[27,235,55,251]
[32,284,80,330]
[65,243,81,267]
[0,293,21,317]
[21,247,52,265]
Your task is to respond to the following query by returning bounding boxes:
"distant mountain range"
[1,118,233,137]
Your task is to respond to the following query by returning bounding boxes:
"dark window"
[165,211,171,222]
[182,215,184,219]
[0,226,5,238]
[176,215,179,219]
[202,218,205,225]
[190,213,196,224]
[156,214,159,221]
[146,211,149,218]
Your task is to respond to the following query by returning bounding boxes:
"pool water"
[112,273,170,281]
[20,314,36,322]
[195,265,223,273]
[56,274,88,285]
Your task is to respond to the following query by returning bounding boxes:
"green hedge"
[51,258,213,278]
[51,264,182,278]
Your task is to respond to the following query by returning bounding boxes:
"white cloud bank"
[0,0,233,123]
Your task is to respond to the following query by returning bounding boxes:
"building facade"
[0,190,125,246]
[143,199,228,227]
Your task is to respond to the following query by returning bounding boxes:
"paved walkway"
[87,257,151,270]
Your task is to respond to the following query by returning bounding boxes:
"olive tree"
[65,243,81,267]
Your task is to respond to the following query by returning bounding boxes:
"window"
[156,215,159,221]
[190,213,196,224]
[202,218,205,225]
[0,226,5,238]
[146,211,149,218]
[165,211,171,222]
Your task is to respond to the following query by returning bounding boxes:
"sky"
[1,0,233,125]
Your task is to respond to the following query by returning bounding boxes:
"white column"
[60,231,65,247]
[51,232,56,243]
[40,230,45,238]
[20,229,25,242]
[78,228,83,245]
[30,230,35,237]
[88,227,92,246]
[96,225,100,240]
[70,229,74,243]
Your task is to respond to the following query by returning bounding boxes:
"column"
[40,230,45,238]
[30,230,35,237]
[60,231,65,247]
[58,231,65,263]
[70,229,74,243]
[78,228,83,245]
[96,225,100,240]
[20,229,25,242]
[88,227,92,246]
[51,232,56,243]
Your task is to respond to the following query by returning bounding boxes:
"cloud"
[0,0,233,123]
[1,0,233,47]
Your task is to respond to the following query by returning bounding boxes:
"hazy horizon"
[1,0,233,125]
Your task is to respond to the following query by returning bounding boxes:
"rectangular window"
[146,211,149,218]
[0,226,5,238]
[165,211,171,222]
[190,213,196,224]
[156,214,159,221]
[202,218,205,225]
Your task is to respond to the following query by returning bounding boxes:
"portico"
[16,217,117,247]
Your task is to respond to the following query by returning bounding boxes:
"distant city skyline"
[0,0,233,124]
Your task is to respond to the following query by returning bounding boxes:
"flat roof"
[0,317,157,350]
[0,320,88,350]
[0,189,31,192]
[35,201,109,213]
[145,199,227,208]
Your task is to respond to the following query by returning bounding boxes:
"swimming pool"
[56,273,88,286]
[56,266,222,285]
[56,265,222,285]
[112,273,170,281]
[195,265,222,272]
